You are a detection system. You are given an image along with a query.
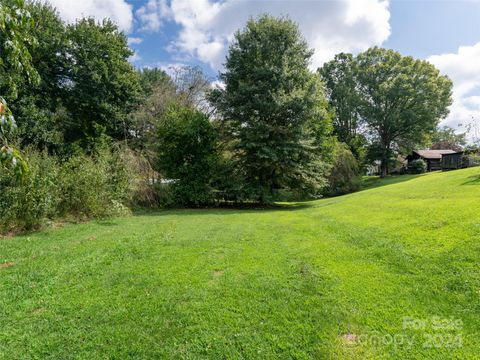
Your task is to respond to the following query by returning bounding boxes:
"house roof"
[413,149,457,159]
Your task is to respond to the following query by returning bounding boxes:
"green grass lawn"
[1,168,480,359]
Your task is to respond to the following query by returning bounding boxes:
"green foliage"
[320,47,453,177]
[157,106,219,206]
[138,68,170,97]
[0,150,57,231]
[209,14,332,202]
[0,0,39,101]
[355,47,453,177]
[2,1,141,157]
[10,1,68,151]
[58,153,121,218]
[0,97,28,179]
[429,126,466,151]
[12,97,64,151]
[0,0,39,178]
[131,68,177,159]
[63,18,141,150]
[365,141,393,170]
[320,53,366,160]
[408,159,427,174]
[132,66,211,163]
[326,142,361,196]
[0,147,138,232]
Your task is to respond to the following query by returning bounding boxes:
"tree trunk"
[380,158,388,178]
[380,144,390,178]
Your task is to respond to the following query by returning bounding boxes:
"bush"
[0,151,59,231]
[0,146,139,233]
[156,106,219,206]
[408,159,427,174]
[326,143,361,196]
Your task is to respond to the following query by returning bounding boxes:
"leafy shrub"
[408,159,427,174]
[0,146,138,233]
[326,143,361,196]
[156,106,219,206]
[150,182,175,206]
[57,154,110,218]
[0,151,58,231]
[57,148,134,218]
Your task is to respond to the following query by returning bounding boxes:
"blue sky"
[385,0,480,58]
[48,0,480,131]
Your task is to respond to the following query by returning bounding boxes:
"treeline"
[0,1,455,232]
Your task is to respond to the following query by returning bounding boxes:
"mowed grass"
[1,169,480,359]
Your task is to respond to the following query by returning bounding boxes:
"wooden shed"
[407,149,456,171]
[441,152,466,170]
[442,151,480,170]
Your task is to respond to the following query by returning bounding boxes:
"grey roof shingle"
[414,149,457,159]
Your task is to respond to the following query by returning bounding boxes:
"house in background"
[406,149,456,171]
[442,150,480,170]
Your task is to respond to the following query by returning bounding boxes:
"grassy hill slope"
[1,168,479,359]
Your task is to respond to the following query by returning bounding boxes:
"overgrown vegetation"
[1,2,478,359]
[0,147,139,232]
[0,1,458,234]
[326,142,361,195]
[156,106,220,206]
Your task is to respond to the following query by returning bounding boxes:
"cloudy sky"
[46,0,480,131]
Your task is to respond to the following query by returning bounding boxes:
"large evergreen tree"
[209,15,332,202]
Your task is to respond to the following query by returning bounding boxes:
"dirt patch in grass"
[213,269,224,278]
[340,333,358,345]
[32,307,47,315]
[0,261,15,268]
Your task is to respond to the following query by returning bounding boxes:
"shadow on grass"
[95,219,121,226]
[133,175,430,218]
[461,174,480,185]
[359,173,426,192]
[133,173,433,218]
[133,201,318,218]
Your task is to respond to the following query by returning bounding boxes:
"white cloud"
[149,0,390,70]
[136,0,171,32]
[128,37,143,45]
[428,43,480,135]
[129,51,141,62]
[211,80,225,90]
[46,0,133,32]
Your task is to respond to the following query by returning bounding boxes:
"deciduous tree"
[320,53,365,160]
[0,0,39,178]
[157,106,219,206]
[63,18,141,151]
[429,126,466,152]
[355,47,452,177]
